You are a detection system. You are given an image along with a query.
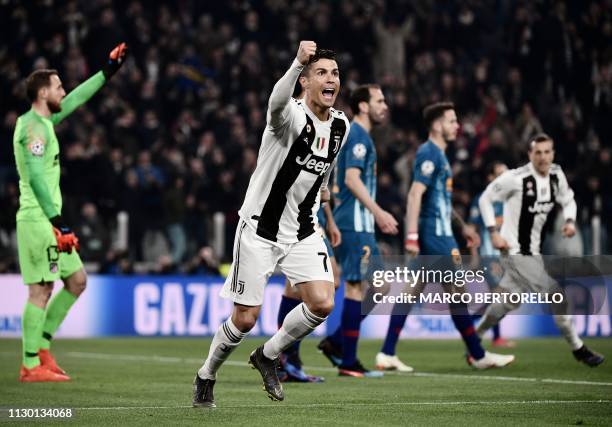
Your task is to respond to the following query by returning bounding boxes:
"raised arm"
[50,71,105,125]
[51,43,128,125]
[267,41,315,130]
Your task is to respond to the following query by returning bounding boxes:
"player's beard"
[369,111,384,126]
[47,99,62,113]
[442,128,456,143]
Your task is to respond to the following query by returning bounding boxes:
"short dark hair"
[423,101,455,130]
[303,48,337,75]
[528,133,554,151]
[349,84,381,115]
[25,69,58,102]
[486,161,505,177]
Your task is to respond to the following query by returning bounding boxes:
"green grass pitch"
[1,338,611,426]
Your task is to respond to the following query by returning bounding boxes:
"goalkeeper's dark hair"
[303,48,337,76]
[26,69,59,102]
[349,84,381,115]
[423,101,455,130]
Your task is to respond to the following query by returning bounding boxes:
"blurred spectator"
[1,0,611,274]
[74,202,110,264]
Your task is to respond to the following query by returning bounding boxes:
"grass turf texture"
[0,338,611,426]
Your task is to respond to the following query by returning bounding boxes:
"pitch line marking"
[9,400,608,411]
[64,351,612,387]
[1,350,610,387]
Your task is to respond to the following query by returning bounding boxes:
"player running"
[468,161,515,348]
[476,134,604,367]
[193,41,350,407]
[388,102,514,369]
[317,84,413,376]
[15,43,128,382]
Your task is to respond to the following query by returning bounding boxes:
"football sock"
[198,317,246,380]
[264,303,326,360]
[22,302,45,369]
[381,314,408,356]
[40,289,77,350]
[492,324,501,340]
[277,295,302,358]
[327,325,343,348]
[554,315,583,351]
[340,298,361,367]
[474,313,501,340]
[450,303,485,360]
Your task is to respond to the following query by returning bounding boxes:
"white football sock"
[198,317,246,380]
[554,315,583,351]
[263,303,326,360]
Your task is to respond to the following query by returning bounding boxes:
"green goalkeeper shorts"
[16,220,83,285]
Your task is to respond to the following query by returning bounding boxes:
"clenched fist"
[297,41,317,65]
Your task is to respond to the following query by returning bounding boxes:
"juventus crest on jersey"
[239,98,349,243]
[480,162,577,255]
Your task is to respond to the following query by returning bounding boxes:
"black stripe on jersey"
[518,175,537,255]
[231,221,247,293]
[295,117,347,240]
[256,115,316,241]
[540,173,560,250]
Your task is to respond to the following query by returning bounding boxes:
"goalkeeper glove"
[102,42,128,80]
[50,216,80,254]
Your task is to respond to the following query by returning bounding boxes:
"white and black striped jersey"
[238,59,350,243]
[479,162,576,255]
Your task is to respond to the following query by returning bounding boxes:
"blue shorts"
[419,235,458,256]
[335,231,383,282]
[418,235,461,271]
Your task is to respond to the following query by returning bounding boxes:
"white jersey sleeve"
[552,165,577,221]
[479,170,520,228]
[267,58,304,133]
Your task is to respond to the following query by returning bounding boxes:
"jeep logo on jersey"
[528,201,555,214]
[295,153,331,175]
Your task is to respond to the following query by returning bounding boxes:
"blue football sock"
[492,324,501,340]
[278,295,302,356]
[340,298,362,367]
[450,303,485,359]
[327,324,343,348]
[381,314,408,356]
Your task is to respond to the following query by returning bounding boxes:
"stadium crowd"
[1,0,611,273]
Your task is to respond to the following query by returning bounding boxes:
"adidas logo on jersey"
[295,153,331,176]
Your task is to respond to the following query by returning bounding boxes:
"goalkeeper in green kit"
[14,43,128,382]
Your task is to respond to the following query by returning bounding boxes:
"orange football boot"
[19,365,70,382]
[39,349,69,376]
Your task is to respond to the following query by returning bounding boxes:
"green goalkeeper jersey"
[13,71,106,222]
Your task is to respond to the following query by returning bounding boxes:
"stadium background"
[1,0,611,340]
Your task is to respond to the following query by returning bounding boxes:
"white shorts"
[220,219,334,306]
[499,254,560,293]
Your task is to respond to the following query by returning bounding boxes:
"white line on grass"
[2,350,611,387]
[32,399,612,411]
[62,351,612,387]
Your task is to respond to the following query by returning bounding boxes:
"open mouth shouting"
[322,87,336,101]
